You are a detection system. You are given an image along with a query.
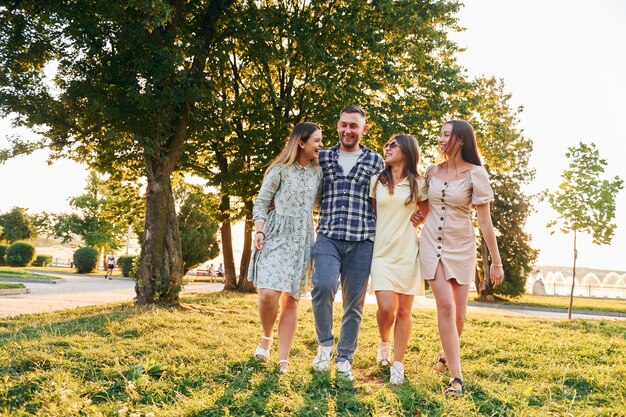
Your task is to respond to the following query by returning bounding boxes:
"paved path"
[1,273,623,320]
[0,273,222,318]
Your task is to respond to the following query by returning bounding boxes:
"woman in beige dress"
[419,120,504,397]
[369,134,428,384]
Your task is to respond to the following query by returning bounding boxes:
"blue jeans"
[311,233,373,364]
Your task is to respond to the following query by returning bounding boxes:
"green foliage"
[0,244,7,266]
[49,171,126,252]
[32,254,53,267]
[1,293,625,416]
[176,182,220,272]
[5,241,36,267]
[548,142,624,244]
[0,207,35,243]
[73,247,99,274]
[117,255,137,278]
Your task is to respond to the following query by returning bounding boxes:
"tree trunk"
[136,175,184,305]
[237,200,256,292]
[568,230,578,320]
[220,194,238,290]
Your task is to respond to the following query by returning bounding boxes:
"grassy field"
[0,282,25,289]
[471,293,626,315]
[0,267,61,281]
[1,292,625,416]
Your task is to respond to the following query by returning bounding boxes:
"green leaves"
[548,141,624,246]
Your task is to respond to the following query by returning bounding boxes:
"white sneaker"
[377,341,392,366]
[390,361,405,384]
[312,345,333,372]
[336,360,355,382]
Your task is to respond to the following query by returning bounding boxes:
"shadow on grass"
[189,358,281,417]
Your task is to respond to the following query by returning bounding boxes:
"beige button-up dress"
[419,165,494,285]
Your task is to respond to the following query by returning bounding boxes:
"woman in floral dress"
[248,122,323,373]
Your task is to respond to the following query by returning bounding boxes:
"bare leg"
[375,291,396,342]
[257,289,281,351]
[277,292,299,363]
[392,293,414,363]
[429,262,466,381]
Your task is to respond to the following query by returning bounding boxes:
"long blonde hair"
[265,122,321,175]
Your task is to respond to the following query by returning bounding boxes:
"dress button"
[440,217,444,221]
[442,207,445,210]
[438,237,442,241]
[438,227,442,230]
[444,182,448,186]
[437,254,441,257]
[437,246,441,249]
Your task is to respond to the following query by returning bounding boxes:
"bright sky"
[1,1,625,270]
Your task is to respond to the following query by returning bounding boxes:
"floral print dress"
[247,162,322,298]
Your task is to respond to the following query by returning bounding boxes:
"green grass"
[1,292,625,416]
[0,267,60,281]
[0,282,25,289]
[472,293,626,314]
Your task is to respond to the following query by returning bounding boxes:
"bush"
[32,254,53,267]
[117,255,137,278]
[0,244,7,266]
[6,241,36,267]
[73,247,99,273]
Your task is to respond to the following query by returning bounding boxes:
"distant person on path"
[217,263,224,277]
[310,105,385,382]
[208,264,217,277]
[248,122,323,373]
[420,120,504,397]
[369,134,428,384]
[105,252,115,280]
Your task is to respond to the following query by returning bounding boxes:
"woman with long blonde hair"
[248,122,323,373]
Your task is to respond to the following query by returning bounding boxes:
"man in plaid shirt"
[310,105,384,382]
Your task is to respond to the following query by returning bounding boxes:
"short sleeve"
[253,165,282,222]
[470,166,494,205]
[369,174,379,199]
[416,176,428,202]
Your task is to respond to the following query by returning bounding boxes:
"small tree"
[548,142,623,319]
[0,207,35,243]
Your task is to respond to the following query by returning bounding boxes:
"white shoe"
[277,359,289,374]
[336,360,355,382]
[390,361,405,384]
[312,345,333,372]
[377,341,392,366]
[253,335,272,361]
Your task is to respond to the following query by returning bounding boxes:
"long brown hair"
[376,134,422,205]
[265,122,321,176]
[440,120,483,166]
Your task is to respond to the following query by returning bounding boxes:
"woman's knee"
[258,289,279,305]
[377,304,395,321]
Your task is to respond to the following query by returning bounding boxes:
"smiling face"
[383,139,405,166]
[300,129,323,161]
[337,111,367,151]
[438,122,462,157]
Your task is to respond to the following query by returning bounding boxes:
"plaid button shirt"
[317,143,384,241]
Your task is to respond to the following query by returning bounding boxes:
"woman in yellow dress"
[369,134,428,384]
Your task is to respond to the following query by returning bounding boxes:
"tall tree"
[455,77,538,299]
[0,0,235,305]
[0,207,35,243]
[548,142,623,319]
[183,0,468,289]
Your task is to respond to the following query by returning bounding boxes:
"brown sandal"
[445,377,464,398]
[433,353,447,373]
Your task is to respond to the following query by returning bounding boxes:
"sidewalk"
[2,273,623,320]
